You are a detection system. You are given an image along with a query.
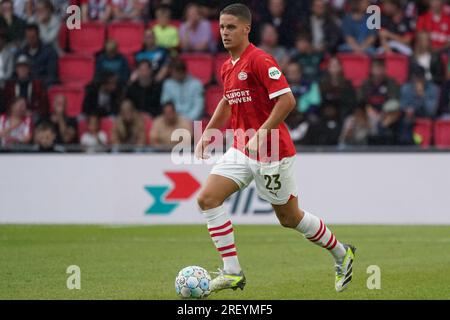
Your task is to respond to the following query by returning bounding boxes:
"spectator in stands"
[45,93,77,144]
[400,65,439,119]
[160,59,204,121]
[416,0,450,52]
[95,39,130,86]
[0,97,32,146]
[135,28,170,82]
[0,0,27,45]
[260,0,296,48]
[289,33,323,82]
[33,120,60,152]
[81,0,113,23]
[0,30,14,88]
[152,4,179,52]
[27,0,61,53]
[359,58,400,113]
[378,0,414,56]
[369,99,414,145]
[126,59,162,117]
[12,0,30,19]
[285,108,310,144]
[80,113,108,149]
[83,71,122,116]
[285,61,321,115]
[150,101,192,148]
[111,98,146,146]
[179,3,214,53]
[16,23,58,87]
[307,102,342,145]
[339,102,377,145]
[258,23,289,70]
[4,54,48,119]
[320,56,356,121]
[339,0,377,55]
[111,0,147,21]
[409,32,445,84]
[298,0,342,54]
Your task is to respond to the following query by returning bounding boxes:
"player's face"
[219,14,250,50]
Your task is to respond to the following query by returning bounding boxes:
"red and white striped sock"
[295,210,346,263]
[202,205,242,274]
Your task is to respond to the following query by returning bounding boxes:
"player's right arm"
[194,97,231,159]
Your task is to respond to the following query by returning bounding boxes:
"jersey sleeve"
[253,54,291,100]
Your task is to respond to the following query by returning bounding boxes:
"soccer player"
[195,3,356,293]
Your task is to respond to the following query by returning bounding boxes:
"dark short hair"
[25,23,39,34]
[137,59,152,69]
[171,59,186,73]
[220,3,252,24]
[36,121,56,134]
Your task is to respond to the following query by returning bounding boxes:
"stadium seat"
[442,53,448,75]
[107,22,145,55]
[382,53,409,84]
[142,113,153,145]
[58,54,95,86]
[77,118,88,139]
[434,119,450,148]
[48,85,85,118]
[125,53,136,69]
[413,118,433,147]
[205,85,223,117]
[68,22,106,54]
[180,53,214,85]
[336,53,371,87]
[100,117,115,144]
[58,24,68,52]
[210,20,220,44]
[214,53,229,84]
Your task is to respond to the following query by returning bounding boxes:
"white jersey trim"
[269,87,292,100]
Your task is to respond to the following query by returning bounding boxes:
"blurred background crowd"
[0,0,449,152]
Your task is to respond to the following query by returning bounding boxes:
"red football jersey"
[416,11,450,50]
[221,43,296,162]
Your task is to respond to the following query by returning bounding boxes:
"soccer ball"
[175,266,211,299]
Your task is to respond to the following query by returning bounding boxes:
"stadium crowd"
[0,0,449,152]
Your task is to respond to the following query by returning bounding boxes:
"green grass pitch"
[1,225,449,299]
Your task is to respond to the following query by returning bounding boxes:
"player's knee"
[197,192,222,211]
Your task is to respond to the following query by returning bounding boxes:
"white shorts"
[210,147,298,205]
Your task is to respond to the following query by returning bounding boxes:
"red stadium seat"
[434,119,450,148]
[383,53,409,84]
[442,53,449,75]
[205,85,223,117]
[413,118,432,147]
[142,113,153,145]
[337,53,370,87]
[107,22,145,55]
[214,53,229,85]
[58,54,95,86]
[77,118,88,139]
[68,22,106,54]
[58,24,68,52]
[125,53,136,69]
[210,20,220,44]
[48,85,85,117]
[100,117,115,143]
[180,53,214,85]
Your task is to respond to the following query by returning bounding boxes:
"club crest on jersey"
[268,67,281,80]
[238,71,248,80]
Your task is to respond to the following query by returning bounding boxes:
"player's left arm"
[246,92,295,153]
[246,56,296,153]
